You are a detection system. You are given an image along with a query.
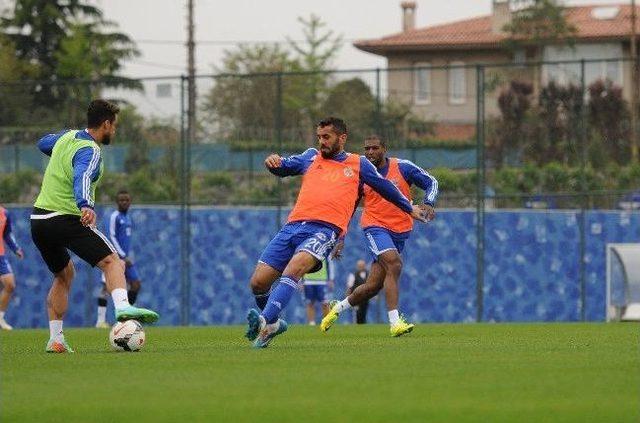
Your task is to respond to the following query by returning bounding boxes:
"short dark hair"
[364,135,385,148]
[116,189,129,197]
[318,117,347,136]
[87,99,120,128]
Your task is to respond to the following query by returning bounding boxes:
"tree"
[54,22,141,126]
[503,0,577,51]
[1,0,140,119]
[534,81,582,165]
[202,14,343,147]
[502,0,577,95]
[321,78,376,141]
[489,80,534,168]
[0,35,37,129]
[202,44,300,143]
[118,106,150,172]
[588,79,630,165]
[287,14,343,129]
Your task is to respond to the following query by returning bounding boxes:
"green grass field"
[1,323,638,422]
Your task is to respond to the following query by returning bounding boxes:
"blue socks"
[261,276,299,324]
[253,289,271,311]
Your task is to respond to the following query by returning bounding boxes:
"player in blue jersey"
[0,206,24,330]
[322,135,438,336]
[303,257,336,325]
[31,100,158,352]
[95,190,142,328]
[246,117,426,348]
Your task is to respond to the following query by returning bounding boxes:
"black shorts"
[30,208,116,273]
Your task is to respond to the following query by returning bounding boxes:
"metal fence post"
[375,67,382,137]
[475,65,486,323]
[275,72,283,226]
[179,75,190,326]
[579,59,587,322]
[14,144,19,174]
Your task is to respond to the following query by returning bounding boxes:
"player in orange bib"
[246,118,427,348]
[321,135,438,337]
[0,205,24,330]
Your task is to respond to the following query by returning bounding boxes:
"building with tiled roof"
[355,1,638,133]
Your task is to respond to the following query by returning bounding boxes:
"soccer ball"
[109,320,145,352]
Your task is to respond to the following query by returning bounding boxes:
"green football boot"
[116,305,159,324]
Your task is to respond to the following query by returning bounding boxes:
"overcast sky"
[93,0,628,78]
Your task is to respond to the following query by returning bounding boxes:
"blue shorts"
[125,264,140,281]
[101,263,140,283]
[304,284,327,304]
[0,256,13,276]
[259,221,339,273]
[363,226,411,262]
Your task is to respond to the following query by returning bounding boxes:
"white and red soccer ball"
[109,320,145,352]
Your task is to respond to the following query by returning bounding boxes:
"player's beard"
[320,144,338,158]
[102,134,111,145]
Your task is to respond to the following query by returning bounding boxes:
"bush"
[616,163,640,190]
[0,170,40,203]
[202,172,234,189]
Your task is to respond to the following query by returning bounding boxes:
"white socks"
[334,298,352,313]
[0,311,5,320]
[49,320,64,341]
[111,288,130,311]
[97,306,107,324]
[388,309,400,325]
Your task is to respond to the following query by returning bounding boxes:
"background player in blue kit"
[303,257,336,325]
[95,190,142,328]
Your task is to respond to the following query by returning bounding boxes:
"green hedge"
[429,163,640,196]
[2,162,638,205]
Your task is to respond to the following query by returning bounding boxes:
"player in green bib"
[30,99,159,353]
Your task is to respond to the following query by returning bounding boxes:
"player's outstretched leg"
[99,254,159,324]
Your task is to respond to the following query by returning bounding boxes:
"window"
[413,62,431,105]
[156,83,172,98]
[449,62,466,104]
[543,44,623,86]
[513,49,526,66]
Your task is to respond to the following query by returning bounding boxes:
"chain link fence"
[1,58,639,323]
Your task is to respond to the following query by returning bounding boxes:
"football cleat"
[245,308,261,341]
[46,338,75,353]
[320,301,340,332]
[0,318,13,330]
[253,318,288,349]
[390,316,415,337]
[115,305,159,324]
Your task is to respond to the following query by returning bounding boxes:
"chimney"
[492,0,511,34]
[401,1,417,32]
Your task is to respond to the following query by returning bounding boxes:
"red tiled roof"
[355,4,640,54]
